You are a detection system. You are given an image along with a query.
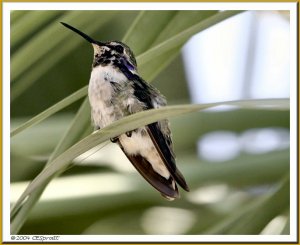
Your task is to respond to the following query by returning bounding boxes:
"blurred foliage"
[10,10,290,237]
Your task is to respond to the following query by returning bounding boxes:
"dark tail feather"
[117,140,179,200]
[174,169,190,192]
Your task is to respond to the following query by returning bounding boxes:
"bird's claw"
[111,131,132,143]
[110,137,119,143]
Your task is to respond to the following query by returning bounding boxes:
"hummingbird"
[61,22,189,200]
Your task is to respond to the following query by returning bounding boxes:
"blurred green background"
[10,10,290,236]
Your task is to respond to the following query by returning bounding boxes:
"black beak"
[61,22,104,45]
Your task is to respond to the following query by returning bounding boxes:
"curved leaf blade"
[10,86,87,137]
[10,98,289,217]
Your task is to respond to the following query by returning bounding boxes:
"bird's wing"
[129,77,190,192]
[147,122,189,192]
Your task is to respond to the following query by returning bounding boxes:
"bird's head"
[61,22,137,73]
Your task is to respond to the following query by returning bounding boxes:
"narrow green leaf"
[137,10,244,66]
[11,11,119,100]
[205,176,289,234]
[47,98,92,163]
[184,149,289,188]
[10,86,87,137]
[151,10,218,46]
[10,149,288,234]
[11,11,67,50]
[173,109,289,152]
[11,99,91,234]
[11,11,29,25]
[10,98,289,218]
[122,10,177,55]
[139,46,179,81]
[141,11,218,80]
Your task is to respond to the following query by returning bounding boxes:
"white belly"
[88,66,127,128]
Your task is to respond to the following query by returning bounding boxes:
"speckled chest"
[88,65,128,128]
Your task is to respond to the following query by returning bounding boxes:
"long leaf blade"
[10,98,289,217]
[10,86,87,137]
[137,10,244,66]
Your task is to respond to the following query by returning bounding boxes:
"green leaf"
[122,10,177,55]
[11,99,91,234]
[10,86,87,137]
[205,176,289,234]
[11,11,119,101]
[137,10,244,66]
[10,148,288,234]
[139,46,179,81]
[11,11,67,51]
[184,149,289,188]
[11,11,29,25]
[151,10,218,46]
[139,10,242,80]
[140,11,219,80]
[10,98,289,221]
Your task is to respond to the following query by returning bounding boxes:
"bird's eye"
[115,45,124,53]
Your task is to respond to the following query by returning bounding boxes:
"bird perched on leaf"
[61,22,189,200]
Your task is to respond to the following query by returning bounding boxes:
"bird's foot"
[126,131,132,137]
[111,131,133,142]
[110,136,119,143]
